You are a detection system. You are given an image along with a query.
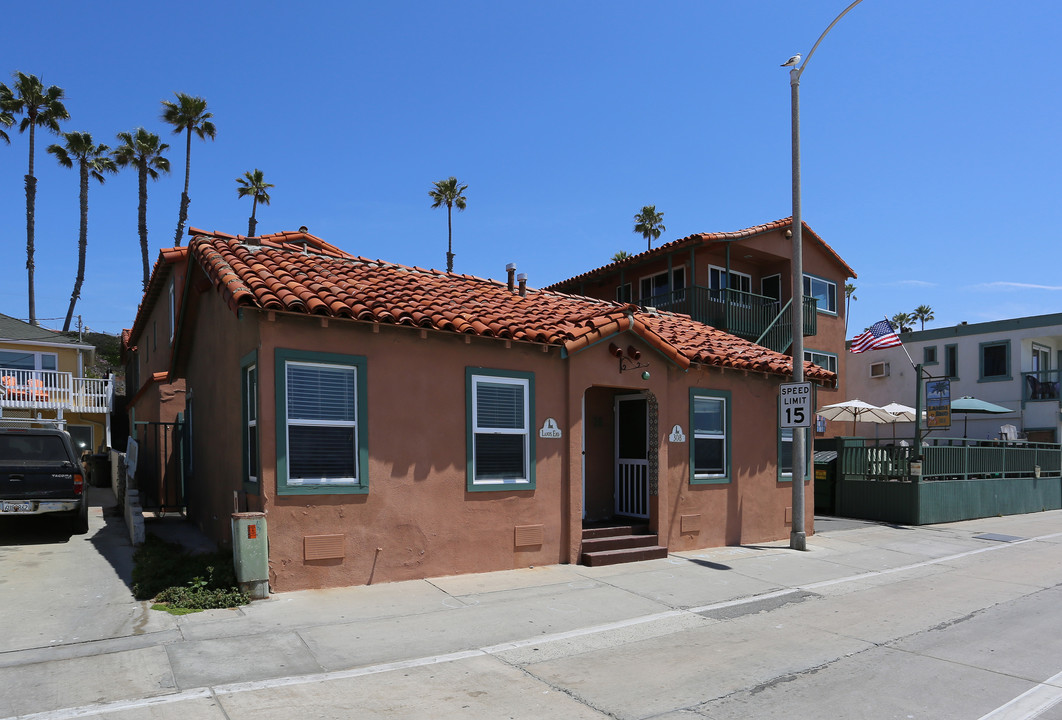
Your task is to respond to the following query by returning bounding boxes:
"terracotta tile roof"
[545,217,856,289]
[185,230,835,385]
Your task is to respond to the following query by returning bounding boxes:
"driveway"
[0,486,175,654]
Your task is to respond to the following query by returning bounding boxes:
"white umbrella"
[816,399,895,435]
[880,402,918,441]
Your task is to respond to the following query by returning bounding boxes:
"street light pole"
[788,0,865,551]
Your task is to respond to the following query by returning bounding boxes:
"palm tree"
[0,108,13,144]
[844,283,857,335]
[428,176,468,273]
[913,304,935,331]
[160,93,215,246]
[236,169,274,237]
[633,205,665,251]
[113,128,171,290]
[0,72,70,325]
[47,132,117,331]
[611,250,630,263]
[891,312,914,334]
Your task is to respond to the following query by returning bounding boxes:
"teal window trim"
[689,388,731,485]
[275,348,369,496]
[802,273,838,315]
[923,345,938,366]
[777,427,811,482]
[804,349,838,374]
[978,339,1012,383]
[944,343,959,379]
[240,350,259,495]
[466,367,536,492]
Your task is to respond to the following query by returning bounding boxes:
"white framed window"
[803,274,837,314]
[275,349,368,494]
[690,389,730,484]
[0,349,58,372]
[467,369,534,489]
[804,350,838,374]
[708,266,752,301]
[639,268,685,304]
[870,361,890,378]
[245,364,258,484]
[169,282,176,343]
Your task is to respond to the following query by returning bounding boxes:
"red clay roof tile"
[181,230,835,385]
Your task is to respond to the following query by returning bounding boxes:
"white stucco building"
[845,313,1062,443]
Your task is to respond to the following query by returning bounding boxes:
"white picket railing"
[616,458,649,518]
[0,369,112,414]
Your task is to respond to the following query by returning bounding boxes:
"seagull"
[780,54,801,67]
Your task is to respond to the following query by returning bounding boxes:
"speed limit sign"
[779,381,812,428]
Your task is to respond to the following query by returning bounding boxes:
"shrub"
[132,534,249,610]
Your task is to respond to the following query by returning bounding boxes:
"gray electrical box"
[232,512,269,599]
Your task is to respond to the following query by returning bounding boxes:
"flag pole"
[885,315,918,371]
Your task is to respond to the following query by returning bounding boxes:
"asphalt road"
[1,497,1061,719]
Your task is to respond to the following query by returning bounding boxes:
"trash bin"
[89,453,112,487]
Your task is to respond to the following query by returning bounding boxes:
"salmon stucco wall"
[253,313,572,592]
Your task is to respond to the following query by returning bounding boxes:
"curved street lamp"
[788,0,865,551]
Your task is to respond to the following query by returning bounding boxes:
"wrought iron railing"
[644,286,817,352]
[1022,369,1061,402]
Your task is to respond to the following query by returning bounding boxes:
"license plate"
[1,501,33,513]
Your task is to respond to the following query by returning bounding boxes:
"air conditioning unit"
[869,361,890,378]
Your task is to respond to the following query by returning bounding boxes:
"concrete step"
[580,534,661,553]
[580,545,669,567]
[581,524,648,540]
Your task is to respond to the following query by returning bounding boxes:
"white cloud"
[973,282,1062,291]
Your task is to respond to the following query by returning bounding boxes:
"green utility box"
[232,512,269,599]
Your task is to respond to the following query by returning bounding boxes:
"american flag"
[850,319,902,353]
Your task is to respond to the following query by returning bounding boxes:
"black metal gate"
[133,420,185,514]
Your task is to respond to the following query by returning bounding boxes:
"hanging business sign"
[926,378,951,429]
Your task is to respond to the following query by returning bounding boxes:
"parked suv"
[0,427,88,534]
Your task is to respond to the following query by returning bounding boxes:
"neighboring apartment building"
[546,218,857,436]
[0,313,113,452]
[846,312,1062,442]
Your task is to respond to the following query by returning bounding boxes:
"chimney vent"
[506,263,517,292]
[517,273,528,297]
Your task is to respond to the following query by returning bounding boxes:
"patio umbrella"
[950,396,1011,438]
[880,402,918,441]
[816,399,895,435]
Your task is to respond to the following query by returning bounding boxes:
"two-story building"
[0,313,114,452]
[845,312,1062,442]
[546,218,857,435]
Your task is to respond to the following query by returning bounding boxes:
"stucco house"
[546,218,856,437]
[126,228,835,592]
[0,312,113,452]
[846,312,1062,442]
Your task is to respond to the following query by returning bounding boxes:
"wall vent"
[680,514,701,534]
[514,524,544,548]
[304,534,345,561]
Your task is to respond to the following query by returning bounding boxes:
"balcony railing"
[1022,369,1060,402]
[644,286,817,353]
[0,369,113,414]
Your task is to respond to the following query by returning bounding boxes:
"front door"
[615,394,649,518]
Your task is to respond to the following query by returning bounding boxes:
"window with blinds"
[285,361,358,485]
[690,388,730,484]
[470,373,532,486]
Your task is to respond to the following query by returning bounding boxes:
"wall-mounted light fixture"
[609,343,650,374]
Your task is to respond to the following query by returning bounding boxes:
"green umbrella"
[951,396,1011,438]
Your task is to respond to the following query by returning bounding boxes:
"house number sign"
[539,418,562,439]
[668,425,686,442]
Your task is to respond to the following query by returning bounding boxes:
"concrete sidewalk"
[3,509,1061,719]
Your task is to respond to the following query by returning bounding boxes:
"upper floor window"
[616,283,632,303]
[944,344,958,379]
[709,266,752,301]
[923,346,938,365]
[979,340,1011,382]
[640,268,685,304]
[804,350,837,374]
[0,350,58,372]
[803,274,837,314]
[169,282,176,344]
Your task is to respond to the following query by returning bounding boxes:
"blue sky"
[1,1,1058,336]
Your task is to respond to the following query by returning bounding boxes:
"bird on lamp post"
[780,54,802,67]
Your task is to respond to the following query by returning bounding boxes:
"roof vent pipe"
[517,273,528,297]
[506,263,517,292]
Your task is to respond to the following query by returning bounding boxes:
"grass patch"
[132,534,249,612]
